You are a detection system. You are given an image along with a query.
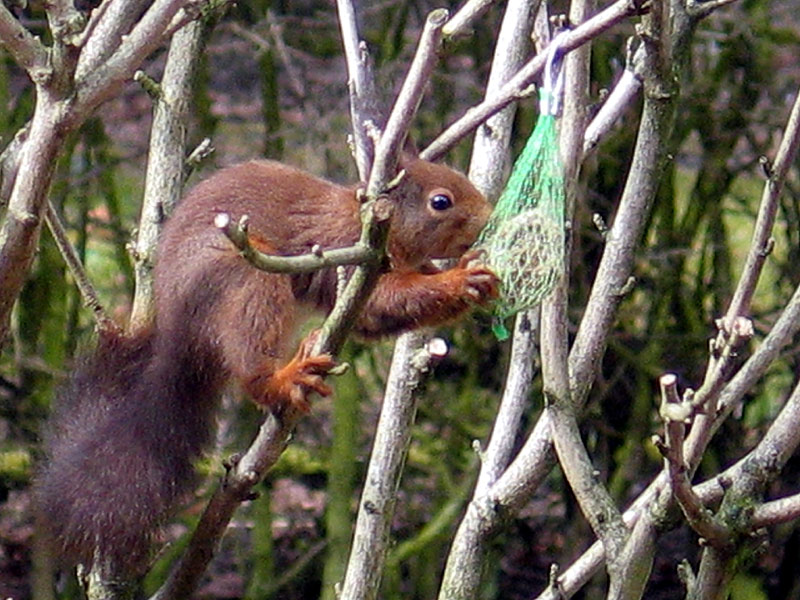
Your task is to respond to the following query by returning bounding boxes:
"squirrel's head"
[386,158,490,269]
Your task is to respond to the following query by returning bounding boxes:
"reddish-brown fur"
[35,158,497,577]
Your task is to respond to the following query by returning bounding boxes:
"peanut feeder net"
[475,37,568,340]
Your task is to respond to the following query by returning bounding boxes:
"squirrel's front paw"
[455,252,500,305]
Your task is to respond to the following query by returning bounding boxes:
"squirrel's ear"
[401,135,419,157]
[398,135,419,171]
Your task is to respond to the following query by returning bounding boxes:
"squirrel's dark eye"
[429,192,454,211]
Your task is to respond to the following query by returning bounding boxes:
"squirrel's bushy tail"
[34,329,217,576]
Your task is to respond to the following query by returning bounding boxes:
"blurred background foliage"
[1,0,799,598]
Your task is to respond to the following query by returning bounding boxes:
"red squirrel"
[34,157,498,576]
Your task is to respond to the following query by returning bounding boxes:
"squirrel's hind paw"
[250,333,336,415]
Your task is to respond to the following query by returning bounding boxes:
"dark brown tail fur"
[34,328,219,576]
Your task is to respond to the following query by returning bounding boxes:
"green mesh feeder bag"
[475,37,568,340]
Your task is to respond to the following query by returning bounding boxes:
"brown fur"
[35,158,497,577]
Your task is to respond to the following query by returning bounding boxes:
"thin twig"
[266,10,306,100]
[336,0,381,178]
[442,0,498,39]
[367,8,448,198]
[583,41,645,157]
[216,213,375,274]
[659,374,731,548]
[724,87,800,325]
[680,88,800,466]
[44,201,113,329]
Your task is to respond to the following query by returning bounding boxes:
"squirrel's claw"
[256,331,336,415]
[459,264,499,305]
[454,250,500,304]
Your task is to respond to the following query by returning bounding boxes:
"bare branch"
[659,374,731,548]
[366,8,448,199]
[544,0,630,579]
[0,125,28,207]
[442,0,498,39]
[613,515,657,600]
[152,413,296,600]
[75,0,151,80]
[543,315,800,599]
[336,0,381,178]
[45,0,87,92]
[474,315,537,494]
[548,397,629,556]
[75,0,198,113]
[686,0,741,19]
[687,375,800,599]
[724,86,800,325]
[422,0,644,161]
[467,0,539,200]
[332,12,456,598]
[569,0,676,408]
[44,201,114,329]
[437,2,541,595]
[215,212,374,273]
[681,90,800,464]
[438,315,541,600]
[129,13,219,329]
[583,41,644,157]
[0,103,65,343]
[0,5,48,74]
[750,493,800,529]
[467,0,541,490]
[339,333,439,600]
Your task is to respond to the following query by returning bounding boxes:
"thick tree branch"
[75,0,151,80]
[339,333,443,600]
[0,99,65,343]
[750,493,800,529]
